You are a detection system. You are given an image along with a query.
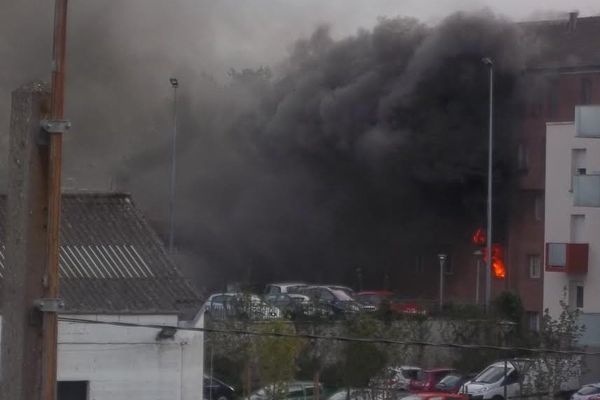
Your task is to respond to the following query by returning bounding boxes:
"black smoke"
[122,12,528,289]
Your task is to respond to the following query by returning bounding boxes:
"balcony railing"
[574,174,600,207]
[576,105,600,137]
[546,242,589,273]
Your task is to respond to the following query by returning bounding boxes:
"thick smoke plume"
[124,12,528,290]
[1,3,531,292]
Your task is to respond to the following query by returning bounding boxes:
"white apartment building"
[544,105,600,348]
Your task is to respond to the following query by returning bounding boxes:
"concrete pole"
[0,82,52,400]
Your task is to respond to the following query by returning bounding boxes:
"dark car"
[434,373,475,394]
[293,286,362,316]
[204,375,235,400]
[410,369,455,392]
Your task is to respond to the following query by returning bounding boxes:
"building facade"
[544,106,600,347]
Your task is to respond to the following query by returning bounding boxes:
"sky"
[192,0,600,74]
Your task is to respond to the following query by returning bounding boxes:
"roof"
[520,15,600,70]
[0,193,202,318]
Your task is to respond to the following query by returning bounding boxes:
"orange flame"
[483,243,506,279]
[472,228,486,246]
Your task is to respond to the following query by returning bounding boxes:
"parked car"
[572,384,600,400]
[354,291,427,315]
[249,381,322,400]
[326,388,373,400]
[409,369,456,392]
[399,392,468,400]
[460,358,580,400]
[459,360,521,400]
[204,375,235,400]
[293,286,362,315]
[204,293,281,320]
[434,374,475,394]
[265,282,307,294]
[372,366,422,391]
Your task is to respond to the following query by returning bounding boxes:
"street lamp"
[481,57,494,311]
[473,249,483,305]
[438,253,447,309]
[168,77,179,253]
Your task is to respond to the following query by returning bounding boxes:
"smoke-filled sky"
[1,1,598,290]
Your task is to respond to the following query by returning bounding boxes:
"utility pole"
[168,77,179,253]
[44,1,69,400]
[0,2,69,399]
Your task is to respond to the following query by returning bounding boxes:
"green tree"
[253,321,303,400]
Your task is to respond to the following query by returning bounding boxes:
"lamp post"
[438,253,447,310]
[473,249,483,305]
[482,57,494,311]
[168,77,179,253]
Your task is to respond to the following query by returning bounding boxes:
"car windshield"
[402,369,420,380]
[473,366,511,384]
[331,289,354,301]
[577,386,600,395]
[437,374,461,386]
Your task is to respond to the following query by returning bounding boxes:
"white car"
[204,293,281,320]
[572,383,600,400]
[460,358,580,400]
[264,282,307,294]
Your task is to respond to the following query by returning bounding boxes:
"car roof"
[356,291,394,296]
[425,368,455,372]
[268,282,307,288]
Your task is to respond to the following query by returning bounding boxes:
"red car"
[354,291,427,315]
[400,392,468,400]
[409,369,456,392]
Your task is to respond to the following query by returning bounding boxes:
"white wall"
[1,313,204,400]
[544,121,600,321]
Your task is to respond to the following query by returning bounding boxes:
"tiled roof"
[520,16,600,70]
[0,193,202,319]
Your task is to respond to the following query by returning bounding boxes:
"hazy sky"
[182,0,600,74]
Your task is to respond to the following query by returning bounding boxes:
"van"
[460,358,580,400]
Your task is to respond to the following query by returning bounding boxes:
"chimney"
[568,11,579,32]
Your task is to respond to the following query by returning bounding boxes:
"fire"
[472,228,486,246]
[482,243,506,279]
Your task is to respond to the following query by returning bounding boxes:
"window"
[571,149,587,190]
[528,255,541,279]
[581,78,592,104]
[576,285,584,309]
[527,312,540,331]
[570,214,585,243]
[517,143,529,171]
[58,381,88,400]
[534,194,543,222]
[547,243,567,268]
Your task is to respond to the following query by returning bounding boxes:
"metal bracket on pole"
[34,298,65,313]
[38,119,71,145]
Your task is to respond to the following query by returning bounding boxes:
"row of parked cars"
[205,358,595,400]
[204,282,426,320]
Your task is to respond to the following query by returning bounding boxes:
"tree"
[253,321,303,400]
[522,299,585,398]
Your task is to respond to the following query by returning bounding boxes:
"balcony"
[574,174,600,207]
[576,105,600,137]
[546,243,589,273]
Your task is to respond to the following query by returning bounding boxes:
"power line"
[57,317,600,357]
